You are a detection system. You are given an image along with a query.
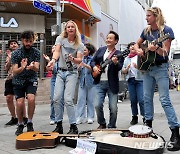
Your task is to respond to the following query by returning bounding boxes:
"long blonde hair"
[60,20,82,48]
[144,7,166,36]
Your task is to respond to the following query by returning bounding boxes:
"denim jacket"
[79,56,94,88]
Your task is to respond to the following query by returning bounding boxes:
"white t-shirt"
[55,36,84,69]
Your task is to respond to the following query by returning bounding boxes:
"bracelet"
[52,58,57,62]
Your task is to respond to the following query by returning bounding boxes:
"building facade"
[0,0,101,78]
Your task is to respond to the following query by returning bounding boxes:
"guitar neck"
[153,34,170,45]
[59,134,88,137]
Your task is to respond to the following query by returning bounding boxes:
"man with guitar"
[134,7,180,151]
[90,31,125,129]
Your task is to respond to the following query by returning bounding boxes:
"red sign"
[64,0,92,13]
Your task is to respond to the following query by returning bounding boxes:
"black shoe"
[97,124,106,129]
[53,121,63,134]
[67,124,78,134]
[27,122,34,132]
[167,127,180,151]
[23,117,28,126]
[130,116,138,125]
[144,120,152,128]
[15,124,24,136]
[5,117,18,126]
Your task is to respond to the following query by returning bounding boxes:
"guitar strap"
[107,48,116,60]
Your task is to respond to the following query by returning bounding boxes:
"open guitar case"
[64,129,165,154]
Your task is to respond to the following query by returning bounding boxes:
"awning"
[0,0,101,22]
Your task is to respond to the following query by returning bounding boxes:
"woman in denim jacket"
[76,43,96,124]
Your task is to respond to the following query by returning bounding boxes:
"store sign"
[0,13,45,33]
[0,17,18,28]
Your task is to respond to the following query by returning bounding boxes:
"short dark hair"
[84,43,96,56]
[21,30,35,40]
[8,40,18,48]
[127,42,135,49]
[108,30,119,42]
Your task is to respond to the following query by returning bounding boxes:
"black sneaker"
[67,124,78,134]
[23,117,28,126]
[15,124,24,136]
[130,116,138,125]
[5,117,18,126]
[27,122,34,132]
[53,121,63,134]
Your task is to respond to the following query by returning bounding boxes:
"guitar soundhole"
[39,132,49,134]
[39,132,51,136]
[42,134,51,136]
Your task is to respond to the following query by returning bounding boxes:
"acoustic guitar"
[65,126,165,154]
[92,49,129,78]
[16,131,87,150]
[137,33,170,71]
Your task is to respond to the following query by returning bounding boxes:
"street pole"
[39,33,45,79]
[56,0,61,35]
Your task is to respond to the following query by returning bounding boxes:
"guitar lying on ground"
[16,131,87,150]
[137,33,170,71]
[92,49,129,78]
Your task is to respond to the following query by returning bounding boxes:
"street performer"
[90,30,124,129]
[134,7,180,151]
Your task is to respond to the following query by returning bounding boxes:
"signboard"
[64,0,101,19]
[0,17,18,28]
[0,13,45,33]
[33,0,52,14]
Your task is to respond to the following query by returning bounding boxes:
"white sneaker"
[76,118,82,125]
[50,120,55,125]
[76,118,87,125]
[87,119,94,124]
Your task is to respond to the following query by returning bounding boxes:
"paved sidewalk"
[0,90,180,154]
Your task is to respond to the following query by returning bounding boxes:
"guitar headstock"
[121,49,130,58]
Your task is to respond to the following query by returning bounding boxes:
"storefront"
[0,0,101,78]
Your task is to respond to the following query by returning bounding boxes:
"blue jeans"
[50,74,64,121]
[50,74,56,121]
[128,78,144,116]
[94,81,118,128]
[76,84,95,120]
[143,63,180,129]
[53,70,78,124]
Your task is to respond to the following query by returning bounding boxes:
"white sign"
[0,13,45,33]
[0,17,18,28]
[69,139,97,154]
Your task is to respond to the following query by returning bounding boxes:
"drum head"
[129,125,152,135]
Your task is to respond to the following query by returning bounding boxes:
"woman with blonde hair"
[47,20,84,134]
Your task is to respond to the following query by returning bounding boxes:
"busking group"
[2,7,180,152]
